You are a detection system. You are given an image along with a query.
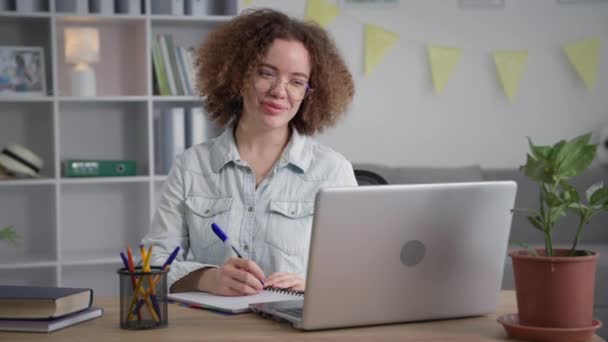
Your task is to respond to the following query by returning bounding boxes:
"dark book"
[0,285,93,319]
[0,307,103,333]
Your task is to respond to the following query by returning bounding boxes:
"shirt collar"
[209,125,313,174]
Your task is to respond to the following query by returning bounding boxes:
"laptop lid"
[294,181,517,330]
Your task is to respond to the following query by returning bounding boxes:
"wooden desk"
[1,291,605,341]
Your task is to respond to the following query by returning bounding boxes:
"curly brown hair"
[195,8,354,136]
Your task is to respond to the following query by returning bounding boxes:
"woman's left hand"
[264,272,305,291]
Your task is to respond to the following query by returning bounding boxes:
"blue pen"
[211,223,244,257]
[211,223,264,285]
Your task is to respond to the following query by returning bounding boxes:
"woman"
[143,8,357,296]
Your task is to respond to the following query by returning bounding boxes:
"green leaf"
[527,216,545,231]
[549,140,567,163]
[589,184,608,207]
[521,154,553,183]
[554,133,596,179]
[544,192,562,207]
[527,137,552,161]
[549,205,568,223]
[560,181,580,203]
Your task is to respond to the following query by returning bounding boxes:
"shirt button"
[246,169,251,173]
[243,244,249,251]
[248,206,253,212]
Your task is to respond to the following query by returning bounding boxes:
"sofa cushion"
[352,163,483,185]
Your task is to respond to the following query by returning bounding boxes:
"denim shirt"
[142,126,358,289]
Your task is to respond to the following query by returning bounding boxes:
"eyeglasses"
[253,67,312,101]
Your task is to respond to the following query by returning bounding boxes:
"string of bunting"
[242,0,602,103]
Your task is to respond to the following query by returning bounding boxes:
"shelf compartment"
[56,17,147,96]
[60,182,151,263]
[150,14,233,23]
[1,267,56,287]
[0,16,53,96]
[0,178,55,186]
[0,185,57,264]
[59,101,149,176]
[62,263,122,296]
[58,95,147,102]
[0,96,53,102]
[61,176,150,184]
[0,102,55,178]
[152,95,200,102]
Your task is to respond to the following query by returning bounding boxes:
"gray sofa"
[353,163,608,337]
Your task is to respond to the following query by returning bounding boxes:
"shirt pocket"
[185,196,233,251]
[265,200,314,256]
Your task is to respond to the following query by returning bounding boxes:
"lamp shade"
[64,27,100,64]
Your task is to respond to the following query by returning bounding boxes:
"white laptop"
[250,181,517,330]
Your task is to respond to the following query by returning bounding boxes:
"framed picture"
[0,46,47,97]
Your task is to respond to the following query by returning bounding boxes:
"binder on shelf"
[164,35,185,96]
[89,0,114,15]
[152,35,171,96]
[55,0,89,14]
[115,0,141,15]
[158,35,178,95]
[185,107,205,148]
[151,0,184,15]
[15,0,45,13]
[185,0,213,16]
[161,107,186,174]
[63,160,137,177]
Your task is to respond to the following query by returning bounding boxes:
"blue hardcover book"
[0,307,103,333]
[0,285,93,320]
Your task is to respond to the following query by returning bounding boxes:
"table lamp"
[64,27,99,96]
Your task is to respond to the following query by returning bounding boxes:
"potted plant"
[0,225,19,245]
[511,132,608,330]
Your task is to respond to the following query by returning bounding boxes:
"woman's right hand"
[200,257,265,296]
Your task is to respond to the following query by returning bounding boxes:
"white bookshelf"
[0,0,238,295]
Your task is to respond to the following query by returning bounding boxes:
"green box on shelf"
[64,160,137,177]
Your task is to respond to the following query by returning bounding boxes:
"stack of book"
[152,33,197,96]
[0,285,103,333]
[154,106,220,174]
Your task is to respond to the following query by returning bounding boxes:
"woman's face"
[241,38,311,133]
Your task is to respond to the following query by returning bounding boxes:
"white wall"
[243,0,608,168]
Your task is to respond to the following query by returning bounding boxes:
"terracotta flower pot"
[509,249,598,328]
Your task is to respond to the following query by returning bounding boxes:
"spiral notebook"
[168,287,304,314]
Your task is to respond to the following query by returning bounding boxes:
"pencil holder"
[117,266,168,330]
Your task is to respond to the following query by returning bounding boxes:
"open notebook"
[168,288,303,314]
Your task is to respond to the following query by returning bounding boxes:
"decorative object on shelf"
[63,160,137,177]
[151,0,185,15]
[0,225,19,246]
[116,0,142,15]
[89,0,114,15]
[0,143,43,178]
[15,0,45,13]
[0,46,46,97]
[185,0,214,16]
[64,27,100,97]
[55,0,89,14]
[499,133,607,339]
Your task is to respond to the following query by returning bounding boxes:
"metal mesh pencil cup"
[118,266,168,329]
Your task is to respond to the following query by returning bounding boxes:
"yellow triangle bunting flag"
[493,50,528,102]
[305,0,340,28]
[563,37,600,91]
[428,46,462,95]
[365,24,399,77]
[243,0,252,7]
